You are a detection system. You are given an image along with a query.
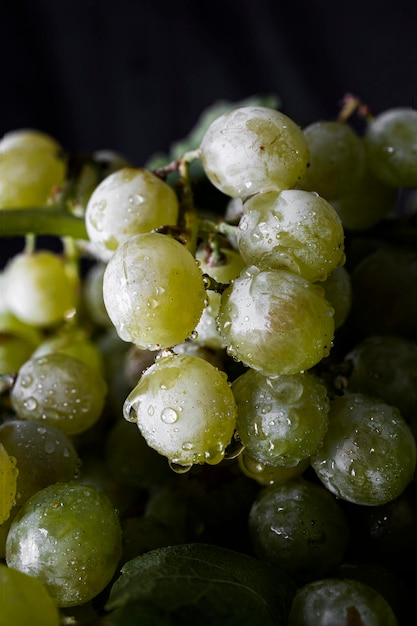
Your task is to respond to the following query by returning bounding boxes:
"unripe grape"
[200,106,310,197]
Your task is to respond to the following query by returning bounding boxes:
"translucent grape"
[200,105,310,197]
[0,333,38,375]
[103,232,206,350]
[0,128,61,153]
[217,266,335,376]
[85,167,179,261]
[82,262,113,328]
[238,452,310,485]
[237,189,345,282]
[232,369,329,466]
[365,107,417,188]
[0,564,60,626]
[0,443,18,524]
[6,482,123,607]
[320,265,352,330]
[10,353,107,435]
[123,352,237,467]
[311,393,416,506]
[31,325,104,373]
[296,119,366,200]
[3,251,78,328]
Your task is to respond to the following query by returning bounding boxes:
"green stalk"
[0,206,88,239]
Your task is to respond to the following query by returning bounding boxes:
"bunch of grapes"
[0,100,416,625]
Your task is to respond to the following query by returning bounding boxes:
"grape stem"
[0,206,88,239]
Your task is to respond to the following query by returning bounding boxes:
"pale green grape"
[85,167,179,261]
[3,251,78,328]
[200,105,310,197]
[103,232,206,350]
[217,266,335,376]
[10,353,107,435]
[0,564,60,626]
[0,443,18,524]
[297,120,366,200]
[0,128,61,153]
[232,369,329,466]
[0,138,66,208]
[311,393,416,506]
[82,262,113,328]
[237,189,345,282]
[124,352,237,468]
[0,333,37,375]
[31,325,104,373]
[5,482,123,607]
[194,245,246,349]
[365,107,417,188]
[320,265,352,329]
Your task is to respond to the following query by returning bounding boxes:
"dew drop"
[161,407,178,424]
[23,397,38,411]
[168,460,192,474]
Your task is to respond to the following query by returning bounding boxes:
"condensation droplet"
[161,407,178,424]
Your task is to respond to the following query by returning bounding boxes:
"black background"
[1,0,417,165]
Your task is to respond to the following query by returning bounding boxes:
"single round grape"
[194,245,246,349]
[0,146,66,209]
[0,333,37,375]
[31,325,104,373]
[85,167,179,261]
[248,478,349,583]
[311,393,416,506]
[123,352,237,468]
[365,107,417,188]
[288,577,399,626]
[200,105,310,197]
[3,251,78,328]
[10,353,107,435]
[319,265,352,330]
[217,266,335,376]
[237,189,345,282]
[296,119,366,200]
[0,128,61,153]
[232,369,329,466]
[82,262,113,328]
[103,232,206,350]
[6,482,123,607]
[343,335,417,423]
[0,563,60,626]
[0,419,80,506]
[0,443,18,524]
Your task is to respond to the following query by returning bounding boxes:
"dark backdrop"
[1,0,416,165]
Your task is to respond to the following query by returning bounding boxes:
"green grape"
[237,189,345,282]
[200,105,310,197]
[10,353,107,435]
[288,577,398,626]
[350,246,417,338]
[217,266,334,376]
[0,333,37,375]
[85,167,179,261]
[365,107,417,188]
[343,335,417,422]
[0,128,62,152]
[0,442,18,524]
[124,352,237,469]
[82,262,113,328]
[31,325,104,373]
[331,166,397,231]
[0,564,61,626]
[319,265,352,330]
[0,418,80,506]
[296,119,366,200]
[0,141,66,209]
[5,482,123,607]
[248,478,349,583]
[311,393,416,506]
[232,369,329,466]
[0,310,44,346]
[103,232,206,350]
[194,245,246,349]
[3,251,78,328]
[238,452,310,485]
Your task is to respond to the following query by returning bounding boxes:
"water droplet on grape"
[160,407,178,424]
[23,397,37,411]
[169,460,192,474]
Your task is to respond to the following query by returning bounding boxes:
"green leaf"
[101,543,296,626]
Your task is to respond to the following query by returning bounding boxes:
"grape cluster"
[0,101,416,624]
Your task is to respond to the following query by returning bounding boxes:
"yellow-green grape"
[200,105,310,197]
[0,333,37,375]
[5,482,123,607]
[311,393,416,506]
[0,564,60,626]
[232,369,330,467]
[319,266,352,330]
[217,266,335,376]
[237,189,345,282]
[0,443,18,524]
[103,232,206,350]
[10,353,107,436]
[238,452,310,486]
[0,129,66,208]
[31,325,104,373]
[297,120,366,200]
[0,310,44,346]
[3,251,78,328]
[194,245,246,349]
[364,107,417,188]
[124,352,237,469]
[85,167,179,261]
[82,262,113,328]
